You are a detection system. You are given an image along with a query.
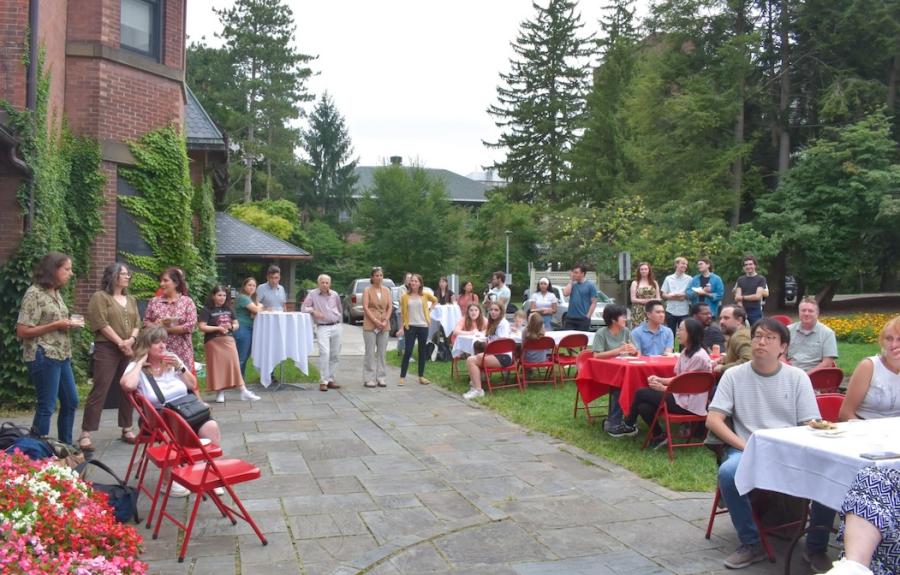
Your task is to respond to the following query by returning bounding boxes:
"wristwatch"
[177,364,187,374]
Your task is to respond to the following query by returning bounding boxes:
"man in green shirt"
[591,305,638,437]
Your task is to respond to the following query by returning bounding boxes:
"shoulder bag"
[144,371,211,430]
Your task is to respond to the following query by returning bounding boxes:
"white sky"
[186,1,647,177]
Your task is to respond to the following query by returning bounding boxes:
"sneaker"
[213,487,225,496]
[462,388,484,400]
[240,388,261,401]
[803,550,833,573]
[723,543,766,569]
[169,482,190,498]
[364,381,377,388]
[607,423,638,438]
[215,391,226,403]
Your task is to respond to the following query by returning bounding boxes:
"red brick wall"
[66,0,116,45]
[162,1,183,70]
[0,0,28,110]
[75,161,117,312]
[0,175,24,262]
[38,0,68,128]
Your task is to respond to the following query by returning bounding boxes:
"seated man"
[630,300,674,356]
[788,296,838,372]
[714,305,752,375]
[706,318,820,569]
[690,302,725,352]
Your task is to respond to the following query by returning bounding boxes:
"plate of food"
[807,419,838,430]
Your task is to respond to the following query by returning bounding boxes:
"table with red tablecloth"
[574,355,678,419]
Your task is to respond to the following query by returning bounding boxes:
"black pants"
[564,316,591,331]
[625,387,692,436]
[400,325,429,377]
[665,312,687,342]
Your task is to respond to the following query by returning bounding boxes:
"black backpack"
[0,422,31,451]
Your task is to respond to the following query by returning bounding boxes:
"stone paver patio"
[33,329,820,574]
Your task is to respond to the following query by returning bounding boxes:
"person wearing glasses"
[706,318,819,569]
[78,262,140,451]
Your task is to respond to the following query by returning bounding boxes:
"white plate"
[813,429,847,438]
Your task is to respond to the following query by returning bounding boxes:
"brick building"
[0,0,223,309]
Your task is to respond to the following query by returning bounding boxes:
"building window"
[121,0,162,59]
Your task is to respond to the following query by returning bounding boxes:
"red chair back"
[808,367,844,394]
[554,333,589,385]
[483,338,522,394]
[556,333,589,355]
[519,336,557,388]
[642,371,716,461]
[816,393,844,421]
[666,371,716,395]
[520,336,556,365]
[484,337,517,356]
[771,315,792,327]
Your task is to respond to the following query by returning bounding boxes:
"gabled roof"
[353,166,490,204]
[215,212,310,260]
[184,86,226,150]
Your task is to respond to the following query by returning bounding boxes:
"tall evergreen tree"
[485,0,593,204]
[299,93,359,222]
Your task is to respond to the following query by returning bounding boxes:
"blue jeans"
[806,501,837,554]
[27,346,78,445]
[605,389,623,429]
[718,447,760,546]
[746,307,763,327]
[234,325,253,376]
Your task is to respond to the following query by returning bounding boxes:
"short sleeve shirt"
[199,306,234,343]
[530,291,558,312]
[17,285,71,361]
[234,294,254,328]
[736,275,767,311]
[630,323,674,356]
[568,281,598,319]
[708,362,820,442]
[256,282,286,311]
[488,286,511,305]
[592,326,631,353]
[788,321,839,371]
[661,273,692,316]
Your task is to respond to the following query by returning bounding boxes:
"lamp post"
[504,230,512,282]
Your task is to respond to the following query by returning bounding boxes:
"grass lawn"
[390,340,880,493]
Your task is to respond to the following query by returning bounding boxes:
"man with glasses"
[706,319,820,569]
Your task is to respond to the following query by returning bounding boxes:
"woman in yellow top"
[397,273,438,385]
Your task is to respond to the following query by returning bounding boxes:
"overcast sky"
[186,1,647,177]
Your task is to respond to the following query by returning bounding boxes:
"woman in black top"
[198,285,260,403]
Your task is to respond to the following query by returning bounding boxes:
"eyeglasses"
[119,272,132,278]
[751,334,780,343]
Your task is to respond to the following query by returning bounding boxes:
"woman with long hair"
[462,302,512,400]
[630,262,660,325]
[528,277,558,331]
[522,311,549,364]
[618,318,711,445]
[16,252,81,444]
[144,267,197,374]
[435,276,454,305]
[362,266,392,388]
[397,273,438,385]
[198,285,260,403]
[233,277,262,376]
[457,281,480,315]
[79,262,141,451]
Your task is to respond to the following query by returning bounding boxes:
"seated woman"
[452,303,488,344]
[591,304,638,437]
[806,316,900,569]
[618,318,711,444]
[521,312,549,364]
[462,302,511,400]
[824,466,900,575]
[120,326,220,446]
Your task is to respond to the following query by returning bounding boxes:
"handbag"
[144,372,211,430]
[76,459,140,523]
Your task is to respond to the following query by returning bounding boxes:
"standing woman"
[630,262,660,326]
[16,252,81,444]
[457,281,480,315]
[397,273,438,386]
[233,277,261,376]
[462,302,512,400]
[199,285,260,403]
[362,266,392,388]
[79,262,140,451]
[144,267,197,378]
[528,277,558,331]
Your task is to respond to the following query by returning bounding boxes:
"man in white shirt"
[661,257,692,338]
[787,297,838,372]
[487,271,511,311]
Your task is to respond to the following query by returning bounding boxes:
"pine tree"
[299,93,359,222]
[485,0,593,204]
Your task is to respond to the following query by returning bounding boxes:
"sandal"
[78,435,95,452]
[120,429,137,445]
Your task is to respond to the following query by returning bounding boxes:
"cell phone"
[860,451,900,460]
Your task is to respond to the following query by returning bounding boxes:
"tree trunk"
[816,280,839,311]
[731,0,746,228]
[777,0,791,178]
[768,250,787,312]
[265,123,273,200]
[243,121,254,203]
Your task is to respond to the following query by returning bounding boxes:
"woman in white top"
[529,277,558,331]
[463,302,511,400]
[120,325,220,444]
[840,316,900,421]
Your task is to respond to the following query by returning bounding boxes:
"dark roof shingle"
[185,86,226,150]
[353,166,489,203]
[215,212,310,259]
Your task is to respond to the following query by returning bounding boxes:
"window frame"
[120,0,163,61]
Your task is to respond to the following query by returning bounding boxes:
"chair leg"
[705,486,721,539]
[177,489,205,563]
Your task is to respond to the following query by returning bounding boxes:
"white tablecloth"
[428,304,462,339]
[735,417,900,510]
[251,312,315,387]
[452,330,594,358]
[546,330,594,347]
[452,334,482,358]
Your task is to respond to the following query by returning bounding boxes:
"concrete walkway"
[40,333,815,574]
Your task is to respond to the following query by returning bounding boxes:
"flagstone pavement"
[49,339,820,575]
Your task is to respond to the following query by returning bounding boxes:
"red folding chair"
[816,393,844,422]
[640,371,715,461]
[124,391,158,483]
[808,367,843,395]
[519,336,558,389]
[771,315,792,327]
[571,351,599,421]
[155,409,267,562]
[554,333,589,386]
[482,338,522,394]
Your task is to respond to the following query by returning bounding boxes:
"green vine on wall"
[0,51,105,407]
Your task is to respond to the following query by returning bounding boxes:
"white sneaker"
[462,388,484,400]
[240,388,261,401]
[215,391,226,403]
[169,482,190,498]
[213,487,225,496]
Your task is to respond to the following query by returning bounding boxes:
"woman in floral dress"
[629,262,660,326]
[143,268,197,379]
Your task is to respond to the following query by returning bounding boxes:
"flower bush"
[0,451,146,574]
[821,313,895,344]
